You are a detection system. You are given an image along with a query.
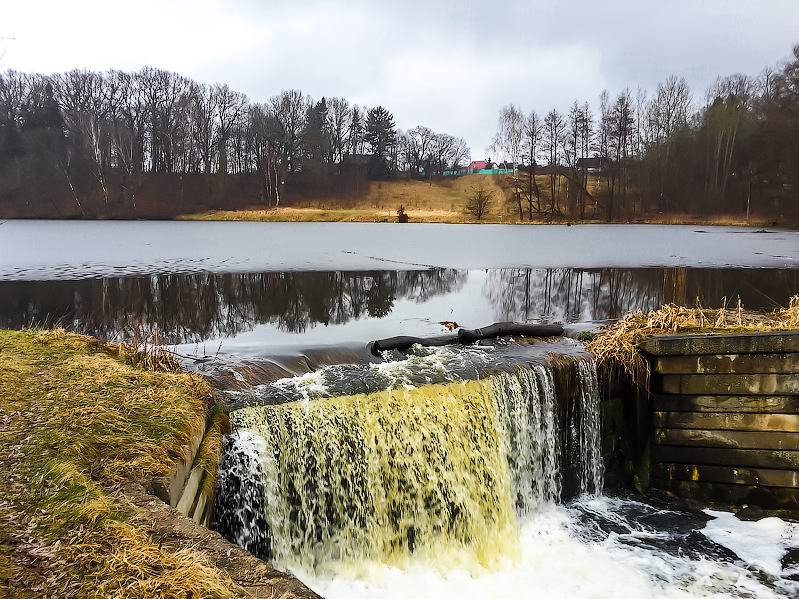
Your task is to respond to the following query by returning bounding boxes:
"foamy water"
[291,497,798,599]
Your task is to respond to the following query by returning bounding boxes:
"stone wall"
[641,331,799,512]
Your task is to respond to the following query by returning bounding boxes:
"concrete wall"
[641,332,799,512]
[150,411,229,527]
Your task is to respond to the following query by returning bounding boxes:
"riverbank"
[176,174,786,226]
[179,206,782,226]
[0,329,315,598]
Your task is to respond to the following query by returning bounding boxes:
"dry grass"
[0,328,244,598]
[586,296,799,383]
[178,173,794,227]
[180,175,528,224]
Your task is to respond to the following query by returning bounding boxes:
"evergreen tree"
[365,106,395,178]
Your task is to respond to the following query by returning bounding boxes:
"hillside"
[182,174,517,224]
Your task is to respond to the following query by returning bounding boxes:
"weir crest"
[215,345,604,572]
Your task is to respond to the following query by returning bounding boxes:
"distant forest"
[493,44,799,223]
[1,43,798,221]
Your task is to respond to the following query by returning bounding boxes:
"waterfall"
[577,360,604,496]
[215,353,604,571]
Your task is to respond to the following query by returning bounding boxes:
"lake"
[2,221,798,356]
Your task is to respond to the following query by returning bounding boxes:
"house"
[443,159,516,177]
[576,157,609,173]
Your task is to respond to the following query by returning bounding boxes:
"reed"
[585,295,799,383]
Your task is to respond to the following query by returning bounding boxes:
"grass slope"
[182,174,514,223]
[0,329,243,598]
[180,174,780,226]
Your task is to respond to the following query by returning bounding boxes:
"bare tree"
[326,97,351,164]
[465,180,494,220]
[521,109,543,219]
[543,108,564,214]
[492,104,525,218]
[646,75,692,211]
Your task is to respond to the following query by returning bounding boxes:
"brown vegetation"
[0,329,312,598]
[586,296,799,382]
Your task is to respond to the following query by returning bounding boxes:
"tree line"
[0,67,470,215]
[492,43,799,222]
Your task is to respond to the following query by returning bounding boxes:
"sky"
[3,0,799,156]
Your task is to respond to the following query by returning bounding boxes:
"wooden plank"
[652,394,799,413]
[653,411,799,432]
[640,332,799,356]
[654,353,799,374]
[655,463,799,488]
[653,445,799,469]
[654,428,799,450]
[657,373,799,395]
[653,478,799,511]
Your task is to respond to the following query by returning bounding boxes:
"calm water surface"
[1,221,798,355]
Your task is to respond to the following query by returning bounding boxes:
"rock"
[735,505,768,521]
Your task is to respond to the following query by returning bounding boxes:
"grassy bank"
[180,175,512,224]
[179,174,781,226]
[0,329,240,597]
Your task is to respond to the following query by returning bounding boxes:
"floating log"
[369,322,563,355]
[457,322,564,343]
[368,334,458,355]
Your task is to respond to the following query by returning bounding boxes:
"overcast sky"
[3,0,799,155]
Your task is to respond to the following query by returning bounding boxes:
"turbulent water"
[216,350,603,567]
[296,496,798,599]
[214,346,798,598]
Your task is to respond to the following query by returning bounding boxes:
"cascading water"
[215,346,604,571]
[214,344,798,598]
[576,360,603,495]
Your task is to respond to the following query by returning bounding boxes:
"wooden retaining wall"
[641,332,799,511]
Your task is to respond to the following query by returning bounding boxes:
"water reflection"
[0,268,796,347]
[485,268,799,322]
[0,270,466,344]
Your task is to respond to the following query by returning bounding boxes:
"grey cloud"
[4,0,799,154]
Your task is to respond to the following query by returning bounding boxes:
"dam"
[174,336,797,597]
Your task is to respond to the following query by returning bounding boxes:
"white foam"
[292,498,792,599]
[702,509,799,577]
[271,370,329,404]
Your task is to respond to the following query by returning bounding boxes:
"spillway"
[215,341,602,570]
[212,341,797,598]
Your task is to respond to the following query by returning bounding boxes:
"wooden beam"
[655,463,799,488]
[652,394,799,413]
[653,445,799,469]
[653,411,799,432]
[640,332,799,356]
[656,373,799,395]
[654,428,799,450]
[653,353,799,375]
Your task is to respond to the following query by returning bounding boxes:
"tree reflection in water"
[0,270,467,344]
[0,268,796,346]
[484,267,799,323]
